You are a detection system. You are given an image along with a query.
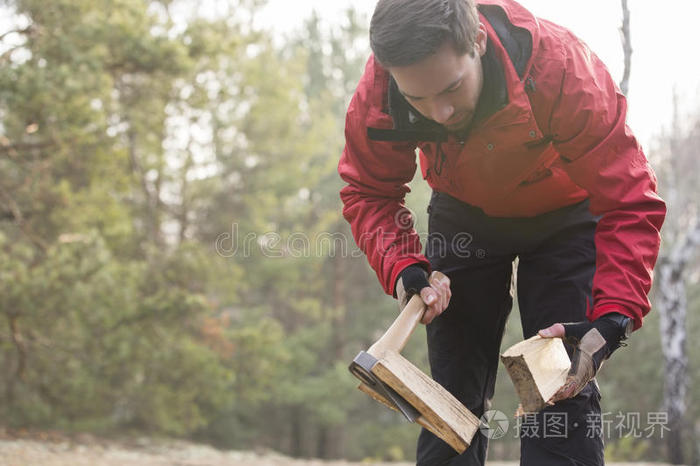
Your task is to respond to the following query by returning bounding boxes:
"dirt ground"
[0,438,410,466]
[0,435,683,466]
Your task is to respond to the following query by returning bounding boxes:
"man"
[338,0,666,464]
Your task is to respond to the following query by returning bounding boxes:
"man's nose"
[430,100,455,125]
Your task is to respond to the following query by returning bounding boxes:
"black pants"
[417,192,605,466]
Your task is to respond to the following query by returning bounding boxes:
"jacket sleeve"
[550,36,666,330]
[338,56,431,296]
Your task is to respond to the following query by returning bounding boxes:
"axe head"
[348,350,421,422]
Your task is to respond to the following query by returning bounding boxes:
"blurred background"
[0,0,698,463]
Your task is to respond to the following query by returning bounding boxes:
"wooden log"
[501,335,571,413]
[370,350,480,453]
[357,382,442,438]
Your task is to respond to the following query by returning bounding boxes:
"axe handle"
[367,271,446,358]
[367,293,426,357]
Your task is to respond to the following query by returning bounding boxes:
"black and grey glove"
[395,265,430,310]
[544,312,633,402]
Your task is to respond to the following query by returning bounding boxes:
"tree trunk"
[332,247,347,360]
[327,238,347,458]
[652,79,700,465]
[655,219,700,464]
[692,420,700,466]
[5,313,27,403]
[316,425,328,459]
[290,405,304,457]
[177,138,194,244]
[657,258,688,464]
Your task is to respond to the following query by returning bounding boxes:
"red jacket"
[338,0,665,329]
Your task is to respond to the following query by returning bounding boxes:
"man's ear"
[475,22,488,57]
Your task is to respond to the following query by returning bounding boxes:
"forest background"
[0,0,698,463]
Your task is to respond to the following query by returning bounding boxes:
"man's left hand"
[538,313,633,403]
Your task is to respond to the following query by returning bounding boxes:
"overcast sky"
[258,0,700,149]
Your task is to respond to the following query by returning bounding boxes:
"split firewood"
[501,335,571,413]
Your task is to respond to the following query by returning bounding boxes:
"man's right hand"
[396,265,452,325]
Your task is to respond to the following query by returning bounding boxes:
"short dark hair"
[370,0,479,67]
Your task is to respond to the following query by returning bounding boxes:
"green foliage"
[0,232,236,433]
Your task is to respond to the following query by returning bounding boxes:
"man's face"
[388,24,488,133]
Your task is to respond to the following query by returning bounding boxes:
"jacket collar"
[477,0,540,79]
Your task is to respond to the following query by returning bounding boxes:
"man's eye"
[447,83,462,93]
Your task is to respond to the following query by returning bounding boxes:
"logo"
[479,410,509,439]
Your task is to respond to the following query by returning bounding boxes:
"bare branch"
[619,0,632,95]
[0,25,33,43]
[0,45,26,65]
[0,140,56,156]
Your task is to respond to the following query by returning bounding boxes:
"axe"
[349,271,480,453]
